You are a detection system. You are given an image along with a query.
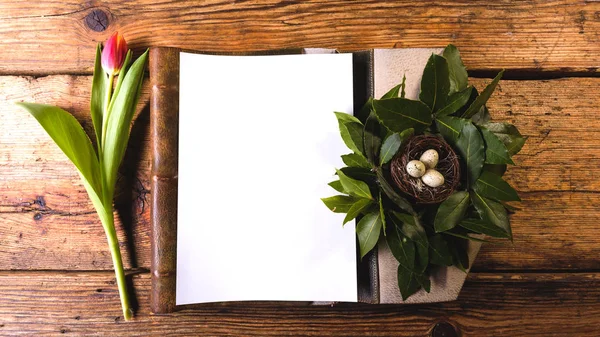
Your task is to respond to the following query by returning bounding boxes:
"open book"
[149,47,481,313]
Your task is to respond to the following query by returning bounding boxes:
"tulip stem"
[101,207,133,321]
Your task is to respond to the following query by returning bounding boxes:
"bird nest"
[390,135,460,204]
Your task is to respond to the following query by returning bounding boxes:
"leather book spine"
[353,50,380,304]
[149,47,180,314]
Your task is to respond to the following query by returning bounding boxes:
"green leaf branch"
[323,44,526,300]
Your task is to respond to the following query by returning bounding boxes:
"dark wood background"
[1,1,599,336]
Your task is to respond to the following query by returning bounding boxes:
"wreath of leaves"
[322,44,526,300]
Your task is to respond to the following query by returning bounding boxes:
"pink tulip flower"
[101,32,128,76]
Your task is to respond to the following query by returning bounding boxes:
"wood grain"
[0,271,598,336]
[1,75,599,272]
[1,1,600,74]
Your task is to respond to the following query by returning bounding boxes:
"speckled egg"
[419,149,439,169]
[406,160,426,178]
[421,169,445,188]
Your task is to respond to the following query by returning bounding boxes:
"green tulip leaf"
[102,49,148,198]
[90,44,108,149]
[17,103,102,197]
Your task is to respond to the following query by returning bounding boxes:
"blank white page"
[176,52,357,305]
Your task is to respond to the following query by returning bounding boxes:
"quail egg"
[421,169,445,188]
[419,149,439,169]
[406,160,426,178]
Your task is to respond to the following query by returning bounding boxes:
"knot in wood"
[431,321,458,337]
[85,9,109,32]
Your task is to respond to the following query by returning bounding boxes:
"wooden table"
[1,1,599,336]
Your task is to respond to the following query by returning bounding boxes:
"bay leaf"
[447,236,470,272]
[372,98,432,133]
[459,218,511,238]
[471,191,513,240]
[471,106,491,125]
[328,180,345,193]
[482,122,526,156]
[400,74,407,98]
[429,234,453,266]
[364,112,382,165]
[379,192,387,232]
[420,54,450,112]
[343,198,373,225]
[397,264,423,300]
[443,44,469,94]
[339,167,377,186]
[434,191,470,232]
[436,86,473,117]
[479,127,514,165]
[382,84,401,99]
[334,112,365,155]
[474,171,521,202]
[321,195,358,213]
[484,163,507,177]
[355,98,373,124]
[391,212,429,272]
[379,132,402,166]
[337,169,373,200]
[456,122,485,185]
[385,218,415,269]
[460,70,504,119]
[341,153,371,169]
[375,170,415,215]
[436,116,469,145]
[357,212,383,259]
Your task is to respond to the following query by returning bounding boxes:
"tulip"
[101,32,128,76]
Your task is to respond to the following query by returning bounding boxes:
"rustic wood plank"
[1,0,600,74]
[1,76,599,271]
[0,271,598,336]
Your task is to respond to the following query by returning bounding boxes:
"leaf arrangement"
[322,44,526,300]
